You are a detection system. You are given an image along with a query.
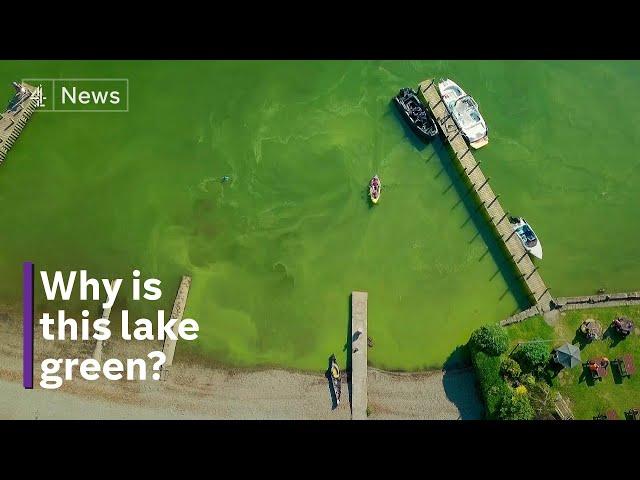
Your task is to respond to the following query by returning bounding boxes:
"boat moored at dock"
[328,354,341,406]
[511,217,543,259]
[393,88,438,141]
[437,79,488,149]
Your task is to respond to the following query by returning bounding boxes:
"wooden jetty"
[418,79,554,312]
[92,280,116,362]
[0,82,40,164]
[351,291,368,420]
[160,275,192,380]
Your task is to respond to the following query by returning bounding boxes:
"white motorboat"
[511,217,543,259]
[437,79,489,149]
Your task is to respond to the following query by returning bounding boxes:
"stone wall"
[500,305,541,326]
[500,291,640,326]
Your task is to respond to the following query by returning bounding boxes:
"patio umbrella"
[554,343,582,369]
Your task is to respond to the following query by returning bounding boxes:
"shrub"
[513,340,550,374]
[471,348,508,418]
[515,385,528,396]
[522,373,536,386]
[500,357,522,381]
[498,392,535,420]
[470,325,509,356]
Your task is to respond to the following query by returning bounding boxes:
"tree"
[470,324,509,356]
[514,340,550,374]
[498,392,535,420]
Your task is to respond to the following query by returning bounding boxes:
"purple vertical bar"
[23,262,34,389]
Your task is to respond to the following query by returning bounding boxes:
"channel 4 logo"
[22,78,129,112]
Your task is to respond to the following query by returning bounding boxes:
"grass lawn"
[505,306,640,420]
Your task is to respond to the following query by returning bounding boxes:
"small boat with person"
[510,217,543,259]
[437,79,488,149]
[369,175,381,204]
[393,87,438,141]
[328,354,341,406]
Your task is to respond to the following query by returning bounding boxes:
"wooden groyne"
[351,291,368,420]
[500,305,541,326]
[418,79,554,312]
[92,280,116,362]
[0,82,40,164]
[160,275,192,380]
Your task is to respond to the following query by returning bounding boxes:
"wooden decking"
[160,275,192,380]
[92,280,116,362]
[418,79,554,312]
[351,291,368,420]
[0,82,40,164]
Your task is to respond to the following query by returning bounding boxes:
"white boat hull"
[437,78,489,149]
[470,137,489,149]
[512,217,543,259]
[528,242,543,260]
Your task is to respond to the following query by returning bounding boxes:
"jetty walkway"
[0,82,40,164]
[351,291,368,420]
[418,79,554,312]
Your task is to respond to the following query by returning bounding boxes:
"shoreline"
[0,310,483,419]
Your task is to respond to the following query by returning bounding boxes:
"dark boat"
[328,354,341,406]
[393,88,438,141]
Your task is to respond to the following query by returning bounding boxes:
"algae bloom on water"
[0,60,639,372]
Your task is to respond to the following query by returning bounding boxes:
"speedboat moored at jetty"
[437,79,488,149]
[511,217,543,259]
[329,354,342,406]
[369,175,381,204]
[393,88,438,141]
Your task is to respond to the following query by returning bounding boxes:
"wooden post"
[92,280,116,363]
[487,194,500,209]
[526,266,538,280]
[161,275,192,380]
[517,252,528,263]
[477,177,490,192]
[448,130,461,143]
[459,147,470,160]
[496,211,509,226]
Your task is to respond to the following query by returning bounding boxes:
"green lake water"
[0,61,638,371]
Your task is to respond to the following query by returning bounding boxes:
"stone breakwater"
[500,291,640,326]
[500,305,541,326]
